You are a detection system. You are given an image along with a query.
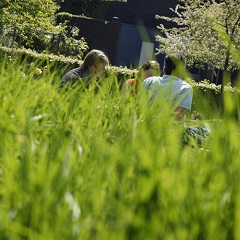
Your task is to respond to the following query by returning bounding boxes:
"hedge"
[1,46,239,118]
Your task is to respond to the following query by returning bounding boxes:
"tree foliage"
[0,0,88,58]
[155,0,240,72]
[0,0,58,47]
[58,0,110,19]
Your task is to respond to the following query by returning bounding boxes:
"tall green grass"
[0,57,240,240]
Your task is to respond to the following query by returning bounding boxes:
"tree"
[155,0,240,75]
[0,0,59,47]
[155,0,240,114]
[0,0,88,58]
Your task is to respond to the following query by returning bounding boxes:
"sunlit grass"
[0,57,240,240]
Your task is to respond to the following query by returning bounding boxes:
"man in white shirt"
[142,55,193,121]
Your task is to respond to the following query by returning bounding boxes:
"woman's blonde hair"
[81,49,109,70]
[136,60,160,81]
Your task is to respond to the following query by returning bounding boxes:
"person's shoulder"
[171,76,192,88]
[181,79,192,89]
[143,76,161,84]
[61,67,82,84]
[145,76,161,81]
[72,67,84,74]
[126,78,135,84]
[178,80,193,96]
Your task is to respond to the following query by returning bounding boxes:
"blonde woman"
[122,61,161,96]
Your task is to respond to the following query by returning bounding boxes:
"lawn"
[0,58,240,240]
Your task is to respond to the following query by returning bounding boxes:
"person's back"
[142,55,193,120]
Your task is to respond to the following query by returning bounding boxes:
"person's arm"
[122,79,137,97]
[174,85,193,120]
[174,106,187,121]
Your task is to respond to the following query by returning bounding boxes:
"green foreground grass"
[0,59,240,240]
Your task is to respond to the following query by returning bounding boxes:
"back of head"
[137,60,160,81]
[140,61,160,72]
[82,49,109,70]
[163,55,184,76]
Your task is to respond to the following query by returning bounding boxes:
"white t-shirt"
[142,75,193,111]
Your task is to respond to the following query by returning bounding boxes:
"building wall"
[104,0,179,28]
[70,17,121,65]
[116,24,164,68]
[70,16,165,68]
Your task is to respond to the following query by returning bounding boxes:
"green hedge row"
[1,46,239,118]
[0,46,228,91]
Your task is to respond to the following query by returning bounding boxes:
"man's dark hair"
[164,55,183,75]
[164,55,176,75]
